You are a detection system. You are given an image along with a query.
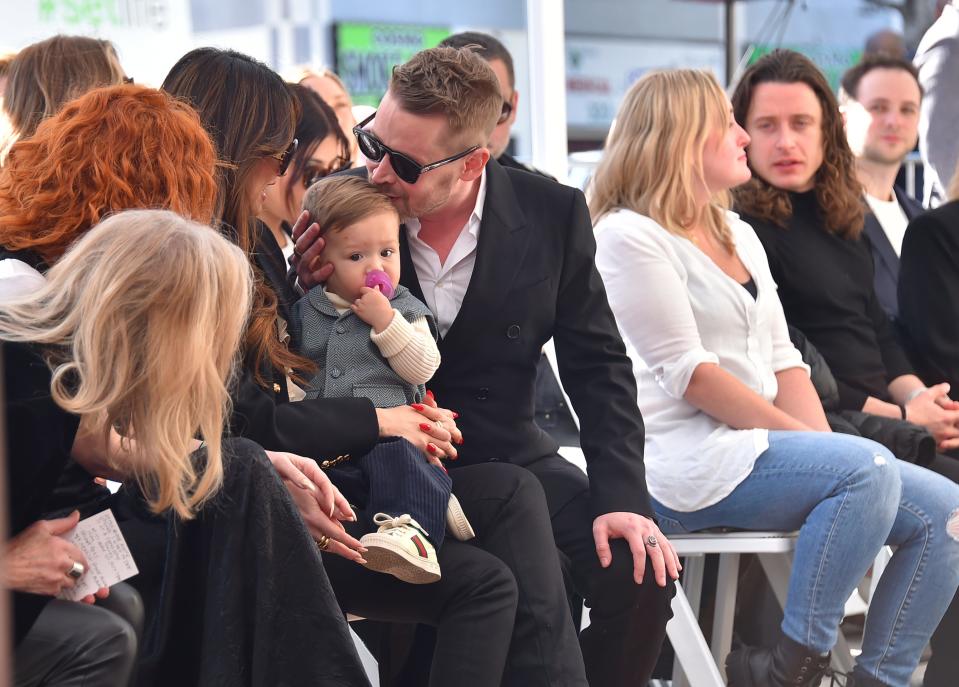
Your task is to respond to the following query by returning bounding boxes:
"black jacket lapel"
[439,160,531,350]
[863,212,900,281]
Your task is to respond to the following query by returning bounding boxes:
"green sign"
[749,44,863,92]
[335,22,450,107]
[38,0,168,30]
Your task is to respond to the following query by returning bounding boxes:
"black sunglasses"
[498,98,514,124]
[302,157,353,189]
[353,112,479,184]
[271,138,298,176]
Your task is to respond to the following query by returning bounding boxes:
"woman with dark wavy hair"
[260,83,351,260]
[732,48,959,687]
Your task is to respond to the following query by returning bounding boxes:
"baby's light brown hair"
[302,175,399,238]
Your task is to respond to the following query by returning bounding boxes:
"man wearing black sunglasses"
[292,46,675,687]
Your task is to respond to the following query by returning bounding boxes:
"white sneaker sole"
[446,494,476,541]
[360,533,441,584]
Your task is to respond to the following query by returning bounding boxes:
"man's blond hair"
[390,46,502,145]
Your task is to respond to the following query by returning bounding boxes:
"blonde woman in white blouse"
[591,69,959,687]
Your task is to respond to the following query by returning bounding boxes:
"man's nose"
[776,129,795,150]
[368,153,396,184]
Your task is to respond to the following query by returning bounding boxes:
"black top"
[741,191,913,411]
[5,342,80,534]
[4,342,82,643]
[740,277,758,300]
[898,200,959,395]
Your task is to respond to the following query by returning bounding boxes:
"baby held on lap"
[290,175,473,584]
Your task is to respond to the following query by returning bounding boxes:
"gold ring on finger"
[316,535,331,551]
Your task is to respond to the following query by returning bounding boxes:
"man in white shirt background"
[840,55,925,324]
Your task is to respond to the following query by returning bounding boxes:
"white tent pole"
[526,0,568,182]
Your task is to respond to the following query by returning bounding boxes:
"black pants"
[14,598,137,687]
[333,436,452,547]
[376,456,674,687]
[325,462,587,687]
[525,453,675,687]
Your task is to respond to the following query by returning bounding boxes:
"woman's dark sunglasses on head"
[352,112,479,185]
[302,157,352,189]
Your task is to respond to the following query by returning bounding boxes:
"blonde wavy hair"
[0,210,253,519]
[588,69,734,249]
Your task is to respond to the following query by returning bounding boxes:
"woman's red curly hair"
[0,84,217,264]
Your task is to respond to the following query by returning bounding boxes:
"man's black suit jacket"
[862,186,924,320]
[379,160,652,519]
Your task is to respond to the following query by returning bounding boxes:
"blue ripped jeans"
[653,431,959,687]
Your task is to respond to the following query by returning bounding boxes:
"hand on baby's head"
[351,286,395,334]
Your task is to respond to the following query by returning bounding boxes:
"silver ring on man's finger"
[67,561,85,579]
[645,535,658,548]
[293,246,304,258]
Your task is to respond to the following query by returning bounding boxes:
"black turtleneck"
[739,191,913,411]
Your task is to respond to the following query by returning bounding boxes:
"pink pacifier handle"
[364,269,394,299]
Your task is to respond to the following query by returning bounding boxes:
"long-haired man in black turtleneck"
[732,48,959,687]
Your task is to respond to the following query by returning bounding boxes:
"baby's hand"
[352,286,395,333]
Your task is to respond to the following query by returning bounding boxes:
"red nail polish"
[452,411,460,419]
[426,390,435,399]
[454,437,463,445]
[439,465,448,474]
[427,443,437,454]
[411,403,425,411]
[419,423,432,432]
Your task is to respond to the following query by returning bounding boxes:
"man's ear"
[509,90,519,125]
[461,147,491,181]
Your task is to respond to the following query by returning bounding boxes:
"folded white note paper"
[58,509,139,601]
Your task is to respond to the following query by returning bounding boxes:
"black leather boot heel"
[725,633,830,687]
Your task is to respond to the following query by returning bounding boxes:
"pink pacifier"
[364,269,395,299]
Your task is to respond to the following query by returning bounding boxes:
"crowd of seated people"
[2,27,959,687]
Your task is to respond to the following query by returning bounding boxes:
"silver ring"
[645,535,658,548]
[67,561,85,579]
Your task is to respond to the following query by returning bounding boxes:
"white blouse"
[595,209,808,512]
[0,258,45,300]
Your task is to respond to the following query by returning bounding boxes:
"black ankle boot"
[725,633,830,687]
[840,668,889,687]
